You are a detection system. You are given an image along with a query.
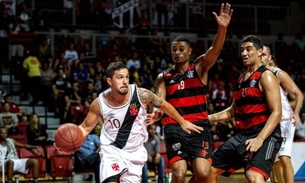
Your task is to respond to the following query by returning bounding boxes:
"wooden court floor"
[16,173,305,183]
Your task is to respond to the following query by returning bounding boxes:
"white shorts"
[100,145,147,183]
[0,158,29,174]
[278,119,295,157]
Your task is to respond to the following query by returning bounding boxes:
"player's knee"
[280,156,292,166]
[172,169,187,181]
[245,171,264,183]
[6,160,14,169]
[27,158,38,167]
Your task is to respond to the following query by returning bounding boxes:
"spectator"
[211,80,227,100]
[1,93,24,117]
[9,16,25,62]
[37,38,50,58]
[62,82,81,123]
[26,113,53,147]
[295,111,305,141]
[64,43,78,65]
[0,102,20,135]
[142,124,164,183]
[75,133,101,183]
[72,62,91,92]
[126,51,141,70]
[40,61,54,106]
[0,126,43,183]
[211,91,228,112]
[52,68,71,117]
[21,50,42,105]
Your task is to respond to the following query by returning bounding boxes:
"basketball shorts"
[211,128,282,181]
[164,120,212,167]
[100,144,147,183]
[0,158,29,174]
[278,118,295,157]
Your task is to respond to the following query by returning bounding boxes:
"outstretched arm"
[208,99,235,123]
[138,88,203,134]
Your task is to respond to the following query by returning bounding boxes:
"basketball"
[54,123,84,153]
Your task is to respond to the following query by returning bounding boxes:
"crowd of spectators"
[1,1,305,145]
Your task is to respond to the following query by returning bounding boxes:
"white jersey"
[98,84,148,151]
[274,68,293,120]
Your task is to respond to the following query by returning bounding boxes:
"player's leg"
[277,119,295,183]
[279,156,294,183]
[188,158,211,183]
[188,130,213,183]
[205,166,225,183]
[245,170,265,183]
[25,158,39,181]
[245,131,282,183]
[170,160,188,183]
[6,160,14,183]
[272,161,283,183]
[207,137,243,183]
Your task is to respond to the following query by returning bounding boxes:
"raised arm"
[196,3,233,72]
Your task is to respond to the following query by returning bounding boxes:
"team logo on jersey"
[108,113,115,118]
[129,103,138,116]
[250,80,257,87]
[199,149,208,157]
[172,142,181,151]
[111,163,120,171]
[186,70,194,78]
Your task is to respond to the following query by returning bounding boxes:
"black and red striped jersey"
[234,65,270,134]
[162,63,208,125]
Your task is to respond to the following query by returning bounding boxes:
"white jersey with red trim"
[98,84,148,151]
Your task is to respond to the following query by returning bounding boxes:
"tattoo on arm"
[138,88,162,108]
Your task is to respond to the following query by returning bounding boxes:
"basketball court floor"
[25,174,305,183]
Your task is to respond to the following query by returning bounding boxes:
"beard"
[118,87,128,95]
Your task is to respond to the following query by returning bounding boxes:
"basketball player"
[0,126,43,183]
[261,46,303,183]
[78,62,203,183]
[206,35,283,183]
[151,3,233,183]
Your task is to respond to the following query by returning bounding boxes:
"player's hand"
[53,143,69,155]
[213,3,233,28]
[245,137,264,153]
[291,113,301,126]
[180,121,203,134]
[145,110,161,126]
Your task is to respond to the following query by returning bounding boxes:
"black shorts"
[211,127,282,180]
[164,120,212,167]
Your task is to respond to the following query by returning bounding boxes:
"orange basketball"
[54,123,84,153]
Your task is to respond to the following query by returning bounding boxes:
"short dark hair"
[270,55,277,65]
[241,35,263,50]
[106,62,128,78]
[172,36,191,47]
